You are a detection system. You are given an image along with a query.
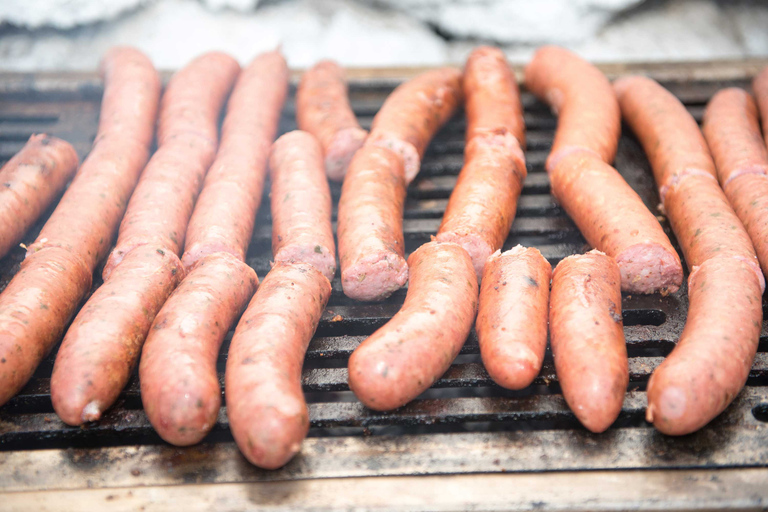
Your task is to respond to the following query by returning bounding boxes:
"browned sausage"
[297,60,368,181]
[436,136,525,278]
[703,88,768,278]
[549,250,628,433]
[0,134,78,259]
[0,47,160,407]
[182,49,289,271]
[613,76,718,202]
[477,246,551,390]
[549,152,683,294]
[337,145,408,301]
[103,52,240,278]
[366,68,463,183]
[616,75,765,435]
[524,45,621,169]
[226,262,332,469]
[348,241,478,411]
[269,131,336,281]
[50,53,239,425]
[646,256,763,435]
[752,66,768,148]
[51,245,184,425]
[140,252,257,445]
[0,248,92,406]
[463,45,526,149]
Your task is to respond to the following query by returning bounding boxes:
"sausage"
[50,53,238,425]
[752,66,768,148]
[348,241,478,411]
[0,248,92,406]
[549,152,683,294]
[182,50,289,271]
[616,75,765,434]
[27,47,160,270]
[297,60,368,181]
[337,145,408,301]
[549,250,628,433]
[103,52,240,278]
[703,88,768,277]
[226,262,331,469]
[50,245,184,425]
[613,76,718,202]
[646,256,763,435]
[463,46,526,149]
[269,131,336,281]
[0,134,78,259]
[140,252,257,445]
[436,136,525,278]
[366,68,463,184]
[476,246,551,390]
[524,45,621,169]
[0,47,160,408]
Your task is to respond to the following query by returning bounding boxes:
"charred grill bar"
[0,61,767,510]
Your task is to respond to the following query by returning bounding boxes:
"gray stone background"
[0,0,766,70]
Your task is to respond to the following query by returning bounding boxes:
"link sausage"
[0,134,78,259]
[297,60,367,181]
[549,250,628,433]
[366,68,463,184]
[348,241,478,411]
[140,252,257,445]
[477,246,551,390]
[269,130,336,281]
[226,262,331,469]
[338,145,408,301]
[182,50,289,271]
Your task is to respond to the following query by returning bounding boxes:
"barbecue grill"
[1,60,767,511]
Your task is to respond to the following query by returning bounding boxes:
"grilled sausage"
[51,245,184,425]
[297,60,367,181]
[549,250,628,433]
[103,52,240,278]
[703,88,768,278]
[0,134,78,259]
[550,152,683,294]
[613,76,717,202]
[366,68,463,184]
[436,136,525,278]
[752,66,768,148]
[338,145,408,301]
[140,252,257,445]
[226,262,331,469]
[477,246,551,390]
[463,46,526,149]
[0,47,160,407]
[182,50,289,271]
[524,45,620,169]
[616,75,765,434]
[348,241,478,411]
[646,256,763,435]
[0,248,92,406]
[435,46,527,278]
[26,47,160,269]
[269,131,336,281]
[525,49,682,294]
[50,53,238,424]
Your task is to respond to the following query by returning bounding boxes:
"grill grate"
[0,69,767,497]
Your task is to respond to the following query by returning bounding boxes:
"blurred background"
[1,0,767,70]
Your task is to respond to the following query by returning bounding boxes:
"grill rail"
[0,61,767,510]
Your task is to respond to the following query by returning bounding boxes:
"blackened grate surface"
[0,70,766,493]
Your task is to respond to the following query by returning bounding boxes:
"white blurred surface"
[0,0,766,70]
